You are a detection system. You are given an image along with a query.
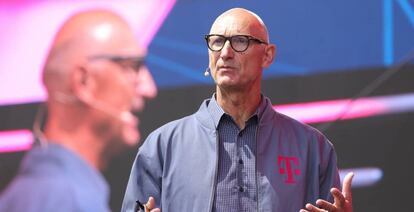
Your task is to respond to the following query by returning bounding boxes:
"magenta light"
[1,93,413,153]
[0,0,175,106]
[274,93,414,124]
[0,130,33,153]
[0,132,384,189]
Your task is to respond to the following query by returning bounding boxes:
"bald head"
[207,7,276,96]
[43,9,142,93]
[210,8,270,43]
[40,9,158,163]
[52,10,131,48]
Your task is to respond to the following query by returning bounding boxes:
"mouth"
[131,98,145,112]
[121,111,139,127]
[217,65,235,71]
[120,110,141,146]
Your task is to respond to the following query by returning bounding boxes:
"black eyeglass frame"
[87,55,146,72]
[204,34,268,52]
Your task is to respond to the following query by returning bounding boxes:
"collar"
[207,93,267,129]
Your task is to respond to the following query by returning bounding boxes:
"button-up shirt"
[208,94,267,212]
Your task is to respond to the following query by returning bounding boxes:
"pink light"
[274,92,414,124]
[2,92,413,154]
[133,0,176,48]
[0,0,175,106]
[0,130,33,153]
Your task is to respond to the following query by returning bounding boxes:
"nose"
[131,66,157,110]
[220,40,234,60]
[136,66,157,99]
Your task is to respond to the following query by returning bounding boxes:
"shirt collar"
[207,93,267,128]
[255,94,267,120]
[207,93,225,128]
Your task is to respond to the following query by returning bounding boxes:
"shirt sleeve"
[318,137,341,203]
[121,132,164,212]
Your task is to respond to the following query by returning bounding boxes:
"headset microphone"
[53,92,135,126]
[204,67,210,77]
[35,92,140,147]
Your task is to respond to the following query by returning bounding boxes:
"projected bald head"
[42,9,157,169]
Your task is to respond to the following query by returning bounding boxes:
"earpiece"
[204,67,210,77]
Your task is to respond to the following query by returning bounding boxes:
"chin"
[218,79,238,88]
[112,131,139,149]
[121,127,140,146]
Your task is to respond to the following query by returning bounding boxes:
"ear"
[262,44,276,69]
[70,64,96,104]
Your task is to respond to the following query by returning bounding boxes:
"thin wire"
[318,48,414,133]
[32,103,48,149]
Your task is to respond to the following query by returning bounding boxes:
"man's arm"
[121,133,163,212]
[300,172,354,212]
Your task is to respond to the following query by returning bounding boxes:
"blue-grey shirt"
[0,142,110,212]
[208,95,266,212]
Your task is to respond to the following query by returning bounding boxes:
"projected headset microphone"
[33,92,139,146]
[53,92,135,124]
[204,67,210,77]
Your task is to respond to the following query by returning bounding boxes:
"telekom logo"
[278,155,301,184]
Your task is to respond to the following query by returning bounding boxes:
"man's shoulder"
[275,111,318,131]
[3,171,73,193]
[150,112,200,136]
[150,100,211,136]
[0,170,108,212]
[273,110,330,142]
[0,173,77,211]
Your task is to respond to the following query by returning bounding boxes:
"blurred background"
[1,0,413,211]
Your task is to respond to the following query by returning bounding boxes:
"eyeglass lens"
[207,35,251,52]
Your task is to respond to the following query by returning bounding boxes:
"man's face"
[86,24,157,147]
[208,14,268,91]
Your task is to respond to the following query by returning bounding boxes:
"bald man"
[122,8,352,212]
[0,9,159,212]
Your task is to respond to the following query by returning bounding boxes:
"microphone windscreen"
[204,67,210,77]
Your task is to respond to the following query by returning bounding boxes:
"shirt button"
[238,159,244,164]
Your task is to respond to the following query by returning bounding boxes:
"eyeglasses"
[88,55,146,72]
[205,34,268,52]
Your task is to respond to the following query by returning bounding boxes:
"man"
[0,9,159,212]
[122,8,352,212]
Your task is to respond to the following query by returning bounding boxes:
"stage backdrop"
[1,0,413,211]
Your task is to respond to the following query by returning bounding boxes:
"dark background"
[1,65,414,211]
[1,0,414,211]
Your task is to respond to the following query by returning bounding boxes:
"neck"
[42,112,107,171]
[216,85,261,129]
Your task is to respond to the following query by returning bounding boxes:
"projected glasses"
[88,55,146,72]
[205,34,268,52]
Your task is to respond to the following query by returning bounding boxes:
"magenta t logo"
[278,155,301,184]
